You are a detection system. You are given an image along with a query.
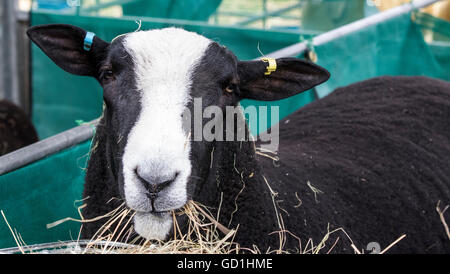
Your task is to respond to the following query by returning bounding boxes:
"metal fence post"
[0,1,31,115]
[0,0,20,107]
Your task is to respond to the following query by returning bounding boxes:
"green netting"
[36,0,222,21]
[0,140,91,248]
[313,11,450,100]
[300,0,366,32]
[414,11,450,80]
[122,0,222,21]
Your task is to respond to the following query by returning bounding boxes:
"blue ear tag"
[83,32,95,51]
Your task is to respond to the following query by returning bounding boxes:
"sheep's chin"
[133,212,172,240]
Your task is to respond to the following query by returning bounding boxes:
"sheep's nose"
[135,168,179,199]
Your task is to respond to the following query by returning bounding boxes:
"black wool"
[0,100,38,156]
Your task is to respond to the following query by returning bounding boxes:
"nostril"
[173,171,180,181]
[158,171,179,190]
[135,168,180,196]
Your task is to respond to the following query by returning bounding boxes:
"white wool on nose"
[121,28,211,240]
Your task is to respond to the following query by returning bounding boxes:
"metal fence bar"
[0,0,442,176]
[0,120,97,175]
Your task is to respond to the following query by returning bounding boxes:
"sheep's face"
[108,29,228,240]
[27,24,329,241]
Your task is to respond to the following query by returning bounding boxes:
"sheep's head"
[27,24,329,240]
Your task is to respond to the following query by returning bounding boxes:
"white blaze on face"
[122,28,211,240]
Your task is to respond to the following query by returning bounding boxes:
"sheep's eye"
[224,83,236,93]
[102,70,114,81]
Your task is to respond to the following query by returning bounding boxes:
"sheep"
[0,100,38,156]
[27,24,450,253]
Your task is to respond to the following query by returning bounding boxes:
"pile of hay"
[2,200,243,254]
[1,199,414,254]
[76,200,241,254]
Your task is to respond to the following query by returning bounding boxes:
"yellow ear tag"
[260,57,277,76]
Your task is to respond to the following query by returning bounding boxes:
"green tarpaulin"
[314,11,449,100]
[0,140,91,248]
[122,0,222,21]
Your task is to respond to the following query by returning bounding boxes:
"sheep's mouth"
[151,211,169,218]
[131,208,170,216]
[132,207,182,218]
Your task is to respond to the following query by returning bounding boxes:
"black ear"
[237,57,330,101]
[26,24,109,77]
